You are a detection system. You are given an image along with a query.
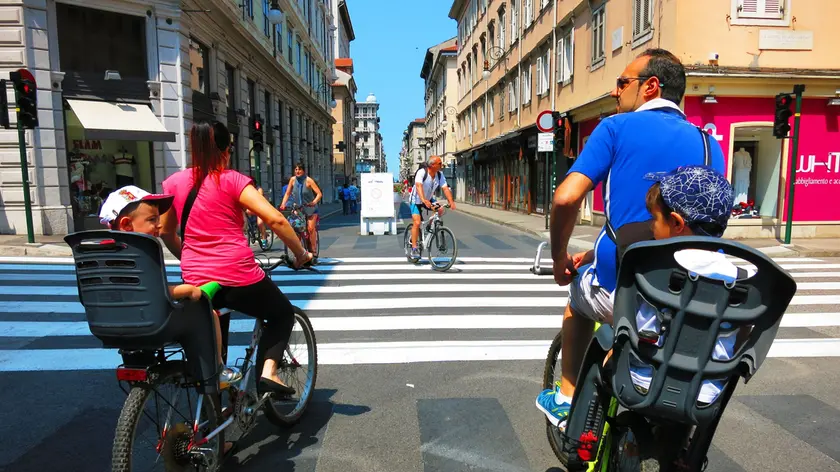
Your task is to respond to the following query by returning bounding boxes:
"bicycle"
[64,230,318,471]
[282,202,320,263]
[530,238,796,471]
[403,202,458,271]
[245,213,273,252]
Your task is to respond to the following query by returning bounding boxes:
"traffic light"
[10,70,37,129]
[336,140,346,152]
[552,111,565,152]
[773,93,793,138]
[250,114,264,153]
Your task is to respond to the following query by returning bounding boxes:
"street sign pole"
[784,84,806,245]
[13,85,34,244]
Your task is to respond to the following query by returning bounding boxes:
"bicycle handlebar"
[530,241,554,276]
[254,253,319,273]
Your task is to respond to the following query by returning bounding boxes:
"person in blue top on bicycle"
[408,155,456,261]
[280,162,323,254]
[536,48,726,429]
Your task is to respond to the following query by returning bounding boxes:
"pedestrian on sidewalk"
[341,183,350,215]
[348,179,359,214]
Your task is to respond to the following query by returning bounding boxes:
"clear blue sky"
[349,0,457,176]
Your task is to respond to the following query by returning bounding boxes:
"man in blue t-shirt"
[535,48,726,429]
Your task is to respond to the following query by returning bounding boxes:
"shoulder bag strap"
[179,176,205,249]
[698,126,712,166]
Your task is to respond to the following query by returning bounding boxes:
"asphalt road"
[0,209,839,472]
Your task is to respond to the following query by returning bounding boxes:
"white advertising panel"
[360,173,395,218]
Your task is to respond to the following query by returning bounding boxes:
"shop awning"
[66,99,176,142]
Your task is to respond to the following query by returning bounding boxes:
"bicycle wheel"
[403,223,418,263]
[542,329,568,463]
[263,306,318,426]
[428,226,457,271]
[112,361,223,472]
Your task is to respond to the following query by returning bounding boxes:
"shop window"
[65,115,154,230]
[731,126,782,218]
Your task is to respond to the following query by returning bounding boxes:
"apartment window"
[498,8,506,48]
[522,62,531,105]
[482,0,488,13]
[248,79,256,118]
[467,55,472,89]
[189,37,210,94]
[473,106,477,132]
[489,93,495,125]
[263,0,270,36]
[480,103,485,129]
[287,29,293,63]
[274,21,283,57]
[499,84,505,119]
[524,0,533,28]
[508,79,517,112]
[556,28,574,84]
[536,52,549,96]
[225,63,236,109]
[632,0,654,46]
[730,0,788,25]
[244,0,254,19]
[296,37,302,75]
[591,6,606,68]
[510,0,518,44]
[304,50,310,83]
[541,0,550,10]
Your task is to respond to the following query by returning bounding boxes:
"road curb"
[454,207,548,240]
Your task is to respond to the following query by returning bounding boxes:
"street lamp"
[316,82,337,109]
[441,105,457,128]
[268,1,284,24]
[482,46,505,80]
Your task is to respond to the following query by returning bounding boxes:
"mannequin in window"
[733,147,752,206]
[114,146,136,186]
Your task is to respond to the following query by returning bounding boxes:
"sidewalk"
[455,202,840,258]
[0,202,344,258]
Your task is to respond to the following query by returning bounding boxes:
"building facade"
[332,58,357,190]
[354,92,383,173]
[0,0,337,236]
[420,37,459,192]
[402,118,427,178]
[449,0,840,238]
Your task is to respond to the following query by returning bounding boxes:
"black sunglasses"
[616,75,663,90]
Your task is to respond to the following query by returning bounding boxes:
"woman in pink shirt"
[159,121,313,397]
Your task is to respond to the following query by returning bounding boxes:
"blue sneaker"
[536,383,571,429]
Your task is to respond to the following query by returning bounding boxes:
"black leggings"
[211,276,295,376]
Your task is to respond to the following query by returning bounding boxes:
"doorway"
[732,126,781,218]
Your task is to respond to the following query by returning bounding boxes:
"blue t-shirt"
[569,107,725,293]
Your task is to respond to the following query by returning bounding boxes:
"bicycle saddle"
[610,236,796,426]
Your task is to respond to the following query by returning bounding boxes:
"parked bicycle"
[282,202,319,263]
[245,214,273,252]
[403,202,458,271]
[64,230,318,471]
[531,238,796,471]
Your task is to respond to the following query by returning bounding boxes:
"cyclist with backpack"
[408,155,456,261]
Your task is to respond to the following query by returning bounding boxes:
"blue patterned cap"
[644,165,734,236]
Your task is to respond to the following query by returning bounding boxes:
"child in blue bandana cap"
[635,164,743,404]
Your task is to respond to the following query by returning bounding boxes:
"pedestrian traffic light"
[251,115,264,153]
[10,70,37,129]
[773,93,793,138]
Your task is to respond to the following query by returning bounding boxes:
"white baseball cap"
[99,185,174,226]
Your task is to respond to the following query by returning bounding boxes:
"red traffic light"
[255,121,260,130]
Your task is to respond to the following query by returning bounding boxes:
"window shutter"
[643,0,652,30]
[634,0,642,36]
[536,56,542,94]
[738,0,760,17]
[762,0,784,19]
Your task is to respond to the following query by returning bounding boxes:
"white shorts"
[568,265,614,324]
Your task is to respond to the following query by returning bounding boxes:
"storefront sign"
[71,139,103,150]
[759,30,814,51]
[702,123,723,141]
[538,133,554,152]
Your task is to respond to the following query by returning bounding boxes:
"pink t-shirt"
[162,169,264,287]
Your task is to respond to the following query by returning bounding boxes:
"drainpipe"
[550,0,557,112]
[516,0,522,128]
